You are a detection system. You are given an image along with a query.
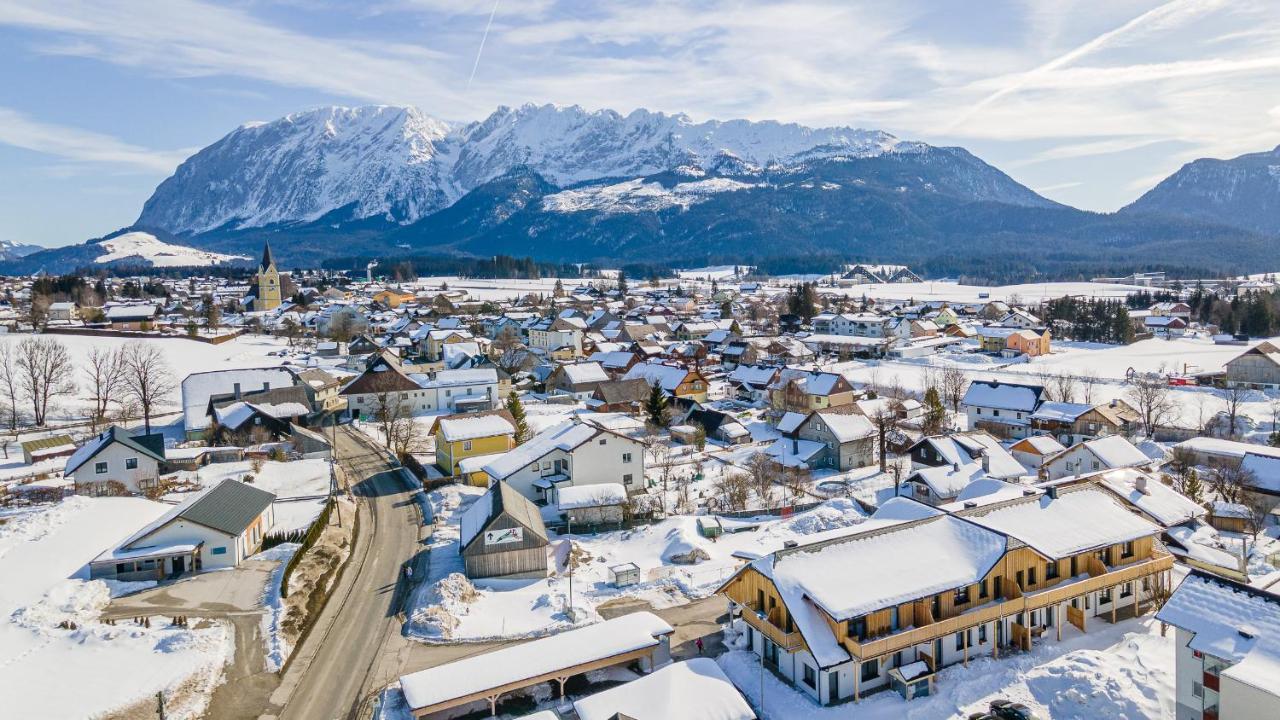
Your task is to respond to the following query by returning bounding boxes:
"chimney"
[952,462,960,472]
[792,438,799,454]
[1046,485,1059,500]
[980,450,991,473]
[783,540,799,549]
[233,382,241,400]
[963,501,977,509]
[1134,475,1148,494]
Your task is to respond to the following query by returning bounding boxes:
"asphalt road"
[266,426,425,720]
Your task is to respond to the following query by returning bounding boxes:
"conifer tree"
[505,391,530,445]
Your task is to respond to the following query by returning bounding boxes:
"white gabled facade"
[483,421,646,504]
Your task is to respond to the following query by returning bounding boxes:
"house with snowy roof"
[907,431,1027,481]
[1225,341,1280,390]
[793,409,877,470]
[768,368,858,415]
[962,379,1045,439]
[459,481,549,579]
[620,360,709,402]
[1041,434,1153,481]
[545,361,612,399]
[1157,570,1280,720]
[719,484,1173,706]
[482,419,645,505]
[66,426,167,496]
[430,410,516,481]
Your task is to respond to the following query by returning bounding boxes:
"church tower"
[255,241,282,311]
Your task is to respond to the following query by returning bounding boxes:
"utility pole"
[156,691,166,720]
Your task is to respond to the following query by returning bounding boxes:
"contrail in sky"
[467,0,501,91]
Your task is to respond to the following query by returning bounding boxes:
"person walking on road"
[695,637,704,655]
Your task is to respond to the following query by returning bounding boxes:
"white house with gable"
[482,420,646,504]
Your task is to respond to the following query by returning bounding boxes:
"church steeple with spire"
[254,240,282,311]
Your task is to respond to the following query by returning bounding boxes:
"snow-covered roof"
[620,361,692,391]
[1174,437,1280,461]
[416,367,498,389]
[766,514,1006,621]
[437,414,515,442]
[561,362,611,386]
[1030,401,1091,423]
[181,367,297,431]
[1157,571,1280,694]
[482,421,600,480]
[399,612,673,712]
[1241,452,1280,494]
[1164,524,1242,572]
[558,483,627,510]
[776,411,807,435]
[764,437,825,468]
[1012,435,1067,456]
[812,411,875,443]
[1077,435,1150,470]
[907,462,987,500]
[728,365,777,387]
[573,658,753,720]
[965,486,1159,559]
[1096,468,1205,527]
[962,380,1042,412]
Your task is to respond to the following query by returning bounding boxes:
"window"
[125,457,138,470]
[95,461,108,474]
[1099,588,1111,604]
[1091,460,1100,470]
[1028,566,1037,586]
[622,452,632,463]
[955,631,964,651]
[1192,681,1203,698]
[1121,541,1135,559]
[1121,582,1133,598]
[1016,412,1023,420]
[802,664,816,689]
[623,473,633,486]
[599,439,607,445]
[847,617,867,641]
[860,660,878,682]
[953,587,970,605]
[978,625,987,644]
[462,441,473,451]
[211,547,227,555]
[979,579,989,599]
[993,409,1001,417]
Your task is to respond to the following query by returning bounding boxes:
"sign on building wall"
[484,527,523,546]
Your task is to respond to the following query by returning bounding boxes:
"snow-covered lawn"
[257,542,301,671]
[168,458,332,534]
[719,616,1175,720]
[0,497,232,719]
[406,484,869,643]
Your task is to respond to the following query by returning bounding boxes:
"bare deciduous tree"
[1217,384,1250,439]
[744,453,779,509]
[712,469,751,512]
[872,399,904,473]
[121,344,175,434]
[1210,462,1255,506]
[84,346,126,433]
[941,365,969,413]
[15,336,76,426]
[1242,491,1279,561]
[0,342,21,457]
[1079,370,1101,405]
[1125,373,1173,437]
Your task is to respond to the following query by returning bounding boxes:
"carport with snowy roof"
[398,611,673,718]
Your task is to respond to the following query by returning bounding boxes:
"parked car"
[989,699,1041,720]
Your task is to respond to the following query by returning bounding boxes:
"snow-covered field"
[0,332,294,424]
[406,484,869,643]
[0,497,232,719]
[720,616,1174,720]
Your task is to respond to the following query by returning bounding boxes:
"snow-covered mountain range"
[136,104,1049,235]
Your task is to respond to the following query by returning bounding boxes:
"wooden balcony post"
[963,628,969,667]
[993,616,1000,659]
[854,662,860,702]
[1111,587,1117,624]
[1057,603,1062,642]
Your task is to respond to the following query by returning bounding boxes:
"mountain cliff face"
[135,104,1055,235]
[1122,146,1280,234]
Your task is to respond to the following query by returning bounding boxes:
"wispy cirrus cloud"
[0,107,193,173]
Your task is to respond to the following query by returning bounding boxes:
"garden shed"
[460,481,550,579]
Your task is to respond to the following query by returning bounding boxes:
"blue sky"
[3,0,1280,247]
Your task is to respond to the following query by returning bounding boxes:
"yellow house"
[432,411,516,482]
[373,288,416,308]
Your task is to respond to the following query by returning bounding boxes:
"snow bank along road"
[264,426,425,720]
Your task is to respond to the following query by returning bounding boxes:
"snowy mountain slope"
[0,240,42,261]
[135,104,1055,235]
[94,231,249,267]
[1122,145,1280,234]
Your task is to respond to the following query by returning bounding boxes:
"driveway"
[106,558,277,617]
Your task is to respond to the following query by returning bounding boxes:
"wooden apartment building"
[718,483,1175,706]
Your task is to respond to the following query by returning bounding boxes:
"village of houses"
[4,252,1280,720]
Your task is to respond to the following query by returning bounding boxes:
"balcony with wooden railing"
[736,600,806,652]
[841,547,1173,660]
